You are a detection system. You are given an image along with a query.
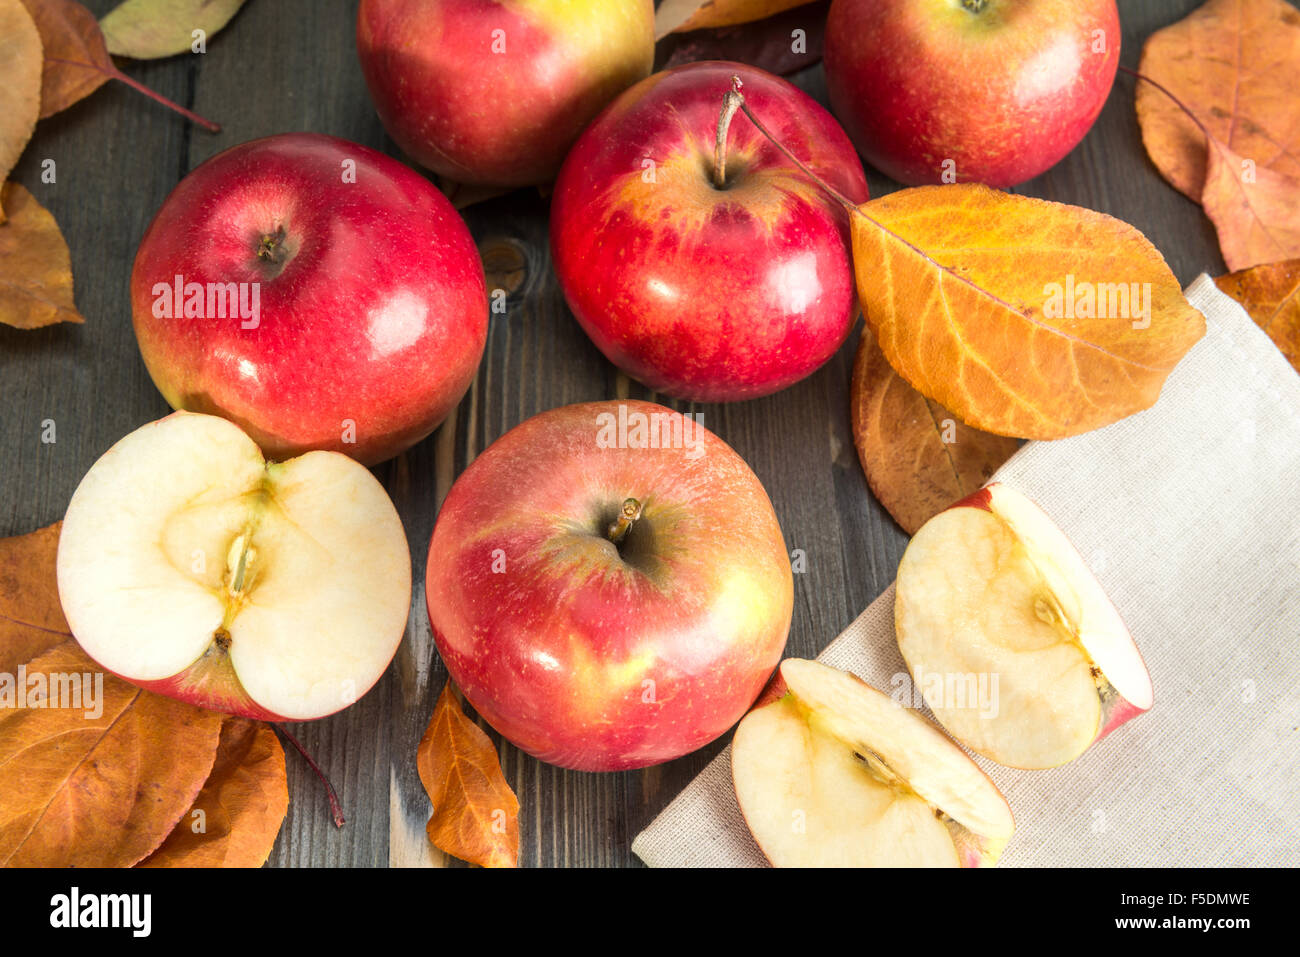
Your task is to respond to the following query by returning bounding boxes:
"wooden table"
[0,0,1229,867]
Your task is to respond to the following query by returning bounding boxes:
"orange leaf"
[654,0,816,38]
[0,522,70,673]
[1136,0,1300,201]
[19,0,114,118]
[850,183,1206,440]
[138,717,288,868]
[850,330,1020,535]
[416,680,519,868]
[0,182,85,329]
[0,0,42,217]
[0,639,224,866]
[1202,141,1300,271]
[1214,258,1300,372]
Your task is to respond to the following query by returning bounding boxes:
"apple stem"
[714,84,744,189]
[606,498,643,545]
[276,724,346,829]
[726,76,859,212]
[107,66,222,133]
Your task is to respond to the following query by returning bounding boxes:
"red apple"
[356,0,655,187]
[425,400,794,771]
[130,133,487,466]
[550,61,870,403]
[824,0,1120,187]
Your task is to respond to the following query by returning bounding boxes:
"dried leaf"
[654,0,815,38]
[138,718,288,868]
[851,184,1206,440]
[435,175,511,211]
[1214,258,1300,372]
[656,0,826,75]
[0,0,43,220]
[417,680,519,868]
[0,522,69,674]
[20,0,114,118]
[0,182,84,329]
[1136,0,1300,201]
[0,639,223,867]
[100,0,248,60]
[1202,140,1300,271]
[850,330,1021,535]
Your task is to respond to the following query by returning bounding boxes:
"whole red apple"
[824,0,1120,187]
[550,61,869,403]
[130,133,487,466]
[425,400,794,771]
[356,0,655,187]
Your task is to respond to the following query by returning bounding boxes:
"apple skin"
[356,0,655,187]
[425,400,794,771]
[130,133,487,467]
[550,61,870,403]
[824,0,1120,187]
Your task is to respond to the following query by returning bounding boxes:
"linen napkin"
[632,275,1300,867]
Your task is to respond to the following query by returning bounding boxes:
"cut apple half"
[57,412,412,721]
[732,658,1015,867]
[895,483,1153,770]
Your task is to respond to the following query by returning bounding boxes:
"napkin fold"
[632,275,1300,867]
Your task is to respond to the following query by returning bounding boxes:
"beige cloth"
[632,275,1300,867]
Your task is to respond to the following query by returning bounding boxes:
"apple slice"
[732,658,1014,867]
[57,412,412,721]
[895,483,1153,769]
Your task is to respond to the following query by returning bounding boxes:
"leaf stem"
[276,724,346,828]
[1119,65,1212,143]
[109,66,221,133]
[726,75,858,211]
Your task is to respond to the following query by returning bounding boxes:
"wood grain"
[0,0,1227,867]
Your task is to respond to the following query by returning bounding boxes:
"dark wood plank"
[0,0,1227,868]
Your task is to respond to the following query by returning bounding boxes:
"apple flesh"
[550,61,869,402]
[733,659,1015,867]
[895,483,1153,769]
[131,132,487,467]
[356,0,655,187]
[824,0,1120,187]
[425,400,794,771]
[56,412,412,722]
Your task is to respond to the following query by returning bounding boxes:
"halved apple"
[56,412,412,721]
[732,658,1015,867]
[895,483,1153,769]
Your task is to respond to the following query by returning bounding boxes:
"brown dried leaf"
[0,639,223,867]
[654,0,816,38]
[417,680,519,868]
[656,0,826,75]
[0,522,69,674]
[138,717,288,868]
[0,0,43,220]
[1136,0,1300,201]
[1214,258,1300,372]
[20,0,115,118]
[0,182,84,328]
[100,0,248,60]
[851,184,1206,439]
[1203,140,1300,270]
[850,330,1021,535]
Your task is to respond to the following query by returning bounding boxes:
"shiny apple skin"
[824,0,1120,188]
[550,62,870,403]
[130,133,487,466]
[425,400,794,771]
[357,0,655,187]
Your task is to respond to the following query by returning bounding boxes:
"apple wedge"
[57,412,412,721]
[895,483,1153,769]
[732,658,1014,867]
